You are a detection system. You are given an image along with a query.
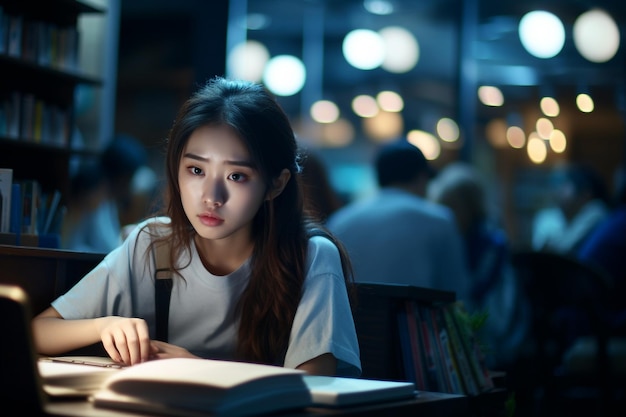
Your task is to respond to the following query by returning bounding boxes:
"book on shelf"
[431,306,464,395]
[43,356,417,417]
[0,6,6,55]
[442,303,480,395]
[7,14,22,58]
[404,299,427,390]
[448,303,494,392]
[18,179,40,235]
[397,303,417,384]
[0,168,12,233]
[415,302,441,392]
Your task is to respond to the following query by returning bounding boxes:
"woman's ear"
[266,169,291,200]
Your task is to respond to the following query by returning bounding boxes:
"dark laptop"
[0,284,48,414]
[0,284,131,417]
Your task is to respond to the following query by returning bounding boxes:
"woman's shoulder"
[137,216,171,233]
[306,234,341,270]
[308,233,336,249]
[122,216,172,245]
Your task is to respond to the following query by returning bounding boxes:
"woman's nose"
[202,179,226,207]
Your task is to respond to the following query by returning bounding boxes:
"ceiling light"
[227,40,269,82]
[506,126,525,149]
[549,129,567,153]
[536,117,553,139]
[379,26,419,73]
[406,131,440,160]
[376,90,404,112]
[540,96,560,117]
[478,86,504,106]
[342,29,385,70]
[527,135,547,164]
[436,118,459,143]
[576,93,594,113]
[310,100,340,124]
[518,10,565,59]
[352,94,379,118]
[573,8,620,63]
[263,55,306,96]
[362,111,403,142]
[363,0,394,15]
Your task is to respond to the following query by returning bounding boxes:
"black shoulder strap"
[154,240,173,342]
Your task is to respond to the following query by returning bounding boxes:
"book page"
[38,356,121,397]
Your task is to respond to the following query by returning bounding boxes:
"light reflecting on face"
[178,124,267,243]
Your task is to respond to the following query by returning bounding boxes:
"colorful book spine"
[405,300,426,390]
[396,304,416,384]
[432,306,464,394]
[442,304,480,395]
[414,302,440,391]
[18,179,40,235]
[449,303,494,392]
[0,168,13,233]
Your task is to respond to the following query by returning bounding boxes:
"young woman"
[32,77,361,377]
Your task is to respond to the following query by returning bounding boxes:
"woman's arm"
[296,353,337,376]
[32,307,154,365]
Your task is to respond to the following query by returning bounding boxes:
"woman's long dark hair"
[150,76,354,365]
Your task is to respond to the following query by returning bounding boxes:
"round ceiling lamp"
[227,40,269,82]
[573,8,620,63]
[379,26,419,73]
[342,29,385,70]
[518,10,565,59]
[263,55,306,96]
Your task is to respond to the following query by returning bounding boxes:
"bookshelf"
[352,282,495,396]
[0,0,113,246]
[0,244,103,315]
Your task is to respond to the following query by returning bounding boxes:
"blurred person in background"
[427,162,531,370]
[326,139,472,306]
[577,164,626,314]
[62,133,156,253]
[531,162,610,256]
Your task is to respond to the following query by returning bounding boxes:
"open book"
[38,356,124,397]
[91,358,417,417]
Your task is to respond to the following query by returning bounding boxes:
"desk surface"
[41,391,469,417]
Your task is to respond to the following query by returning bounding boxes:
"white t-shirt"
[52,217,361,377]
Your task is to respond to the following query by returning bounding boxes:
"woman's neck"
[193,234,254,276]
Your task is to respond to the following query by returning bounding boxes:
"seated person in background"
[427,162,531,370]
[532,162,610,255]
[32,77,361,377]
[577,164,626,316]
[62,134,155,253]
[326,139,472,307]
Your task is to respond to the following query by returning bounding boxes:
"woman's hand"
[148,340,201,360]
[95,316,155,366]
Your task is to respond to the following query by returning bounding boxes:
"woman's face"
[178,124,267,243]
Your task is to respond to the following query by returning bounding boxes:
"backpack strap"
[154,240,173,342]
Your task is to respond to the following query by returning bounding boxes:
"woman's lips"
[198,213,224,226]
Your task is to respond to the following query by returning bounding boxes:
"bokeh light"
[519,10,565,59]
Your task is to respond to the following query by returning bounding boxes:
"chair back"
[511,250,613,367]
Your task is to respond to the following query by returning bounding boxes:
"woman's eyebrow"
[183,152,256,168]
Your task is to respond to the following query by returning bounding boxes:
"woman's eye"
[229,172,247,182]
[191,166,203,175]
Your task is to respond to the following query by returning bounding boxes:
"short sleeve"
[283,236,362,377]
